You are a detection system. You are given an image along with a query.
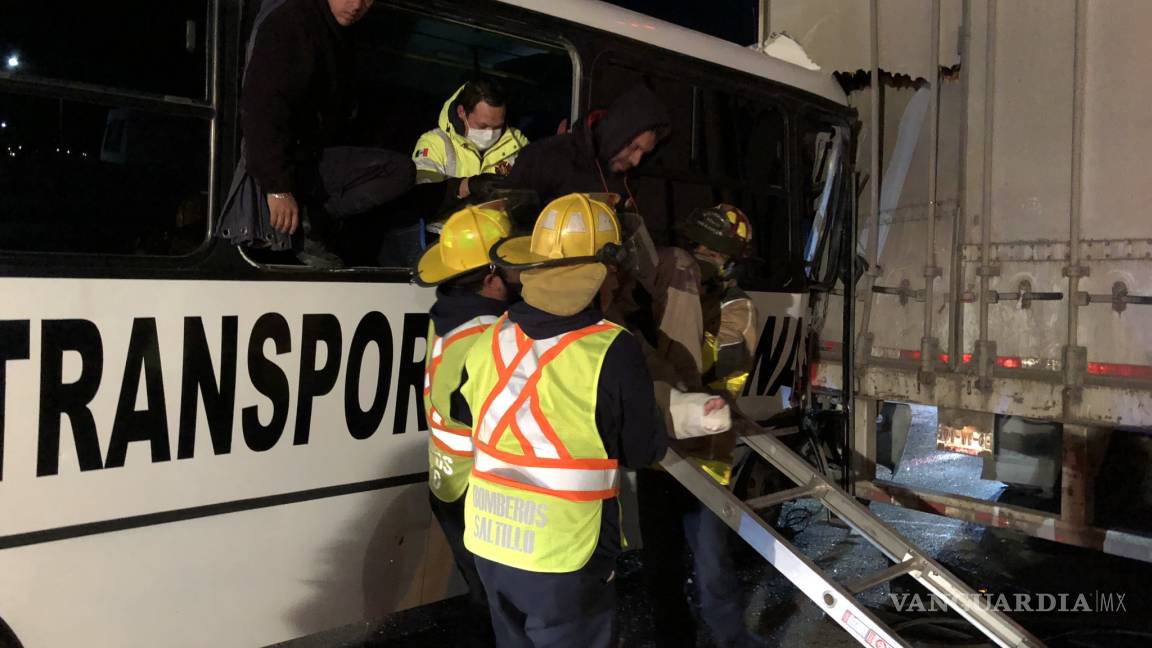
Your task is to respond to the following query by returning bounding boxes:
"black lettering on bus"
[345,311,392,440]
[393,313,429,435]
[0,320,31,482]
[743,316,800,397]
[38,319,105,476]
[243,313,292,452]
[177,316,239,459]
[106,318,171,468]
[294,314,343,445]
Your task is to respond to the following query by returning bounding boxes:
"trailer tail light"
[1086,362,1152,380]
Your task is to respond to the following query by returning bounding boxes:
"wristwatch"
[268,192,292,200]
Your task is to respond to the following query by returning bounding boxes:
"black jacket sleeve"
[596,331,668,469]
[240,10,312,194]
[504,140,556,203]
[449,366,472,427]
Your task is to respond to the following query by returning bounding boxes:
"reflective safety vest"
[412,85,529,185]
[462,315,624,573]
[425,316,499,503]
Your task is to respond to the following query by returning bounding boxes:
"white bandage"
[668,389,731,439]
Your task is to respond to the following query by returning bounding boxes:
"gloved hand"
[466,173,508,202]
[616,209,659,295]
[668,388,731,439]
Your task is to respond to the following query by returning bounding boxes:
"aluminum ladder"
[658,420,1045,648]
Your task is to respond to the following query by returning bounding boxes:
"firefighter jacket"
[645,248,759,486]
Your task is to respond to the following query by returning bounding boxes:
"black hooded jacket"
[428,285,508,337]
[240,0,357,194]
[504,85,670,206]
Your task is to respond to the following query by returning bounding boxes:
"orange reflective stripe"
[425,318,495,459]
[507,416,536,458]
[426,323,489,392]
[474,316,535,441]
[529,393,572,461]
[475,437,618,471]
[429,409,469,434]
[431,431,473,456]
[472,466,618,502]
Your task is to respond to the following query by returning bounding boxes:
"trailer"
[765,0,1152,563]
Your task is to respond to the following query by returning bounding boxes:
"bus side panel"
[0,485,453,648]
[0,278,455,646]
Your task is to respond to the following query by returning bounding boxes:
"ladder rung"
[843,559,921,594]
[745,483,823,511]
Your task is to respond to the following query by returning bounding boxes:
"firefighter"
[638,204,762,648]
[450,193,667,647]
[413,78,530,199]
[414,200,521,648]
[686,204,759,401]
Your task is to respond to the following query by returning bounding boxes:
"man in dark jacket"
[501,85,670,208]
[236,0,414,266]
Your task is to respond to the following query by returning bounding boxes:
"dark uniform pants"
[638,468,757,648]
[474,555,617,648]
[429,491,496,648]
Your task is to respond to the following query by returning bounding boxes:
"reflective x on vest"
[472,316,621,501]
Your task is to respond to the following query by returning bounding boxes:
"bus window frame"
[238,2,584,277]
[0,0,222,272]
[797,108,855,292]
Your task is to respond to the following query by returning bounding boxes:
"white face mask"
[467,127,502,151]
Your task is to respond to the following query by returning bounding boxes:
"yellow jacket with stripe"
[412,85,529,184]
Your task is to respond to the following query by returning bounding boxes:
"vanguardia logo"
[890,591,1128,613]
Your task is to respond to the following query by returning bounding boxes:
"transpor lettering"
[392,313,429,435]
[345,311,393,440]
[295,314,343,445]
[177,316,239,459]
[0,320,31,482]
[106,318,171,468]
[243,313,292,452]
[37,319,105,476]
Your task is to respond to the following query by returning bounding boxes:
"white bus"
[0,1,852,646]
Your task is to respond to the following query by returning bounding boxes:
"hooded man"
[413,78,530,200]
[501,85,670,208]
[450,193,667,648]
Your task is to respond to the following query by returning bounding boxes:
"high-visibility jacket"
[425,315,499,503]
[462,315,624,573]
[412,85,529,185]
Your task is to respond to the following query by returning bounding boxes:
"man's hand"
[267,192,299,234]
[457,177,471,199]
[467,173,507,202]
[703,396,727,415]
